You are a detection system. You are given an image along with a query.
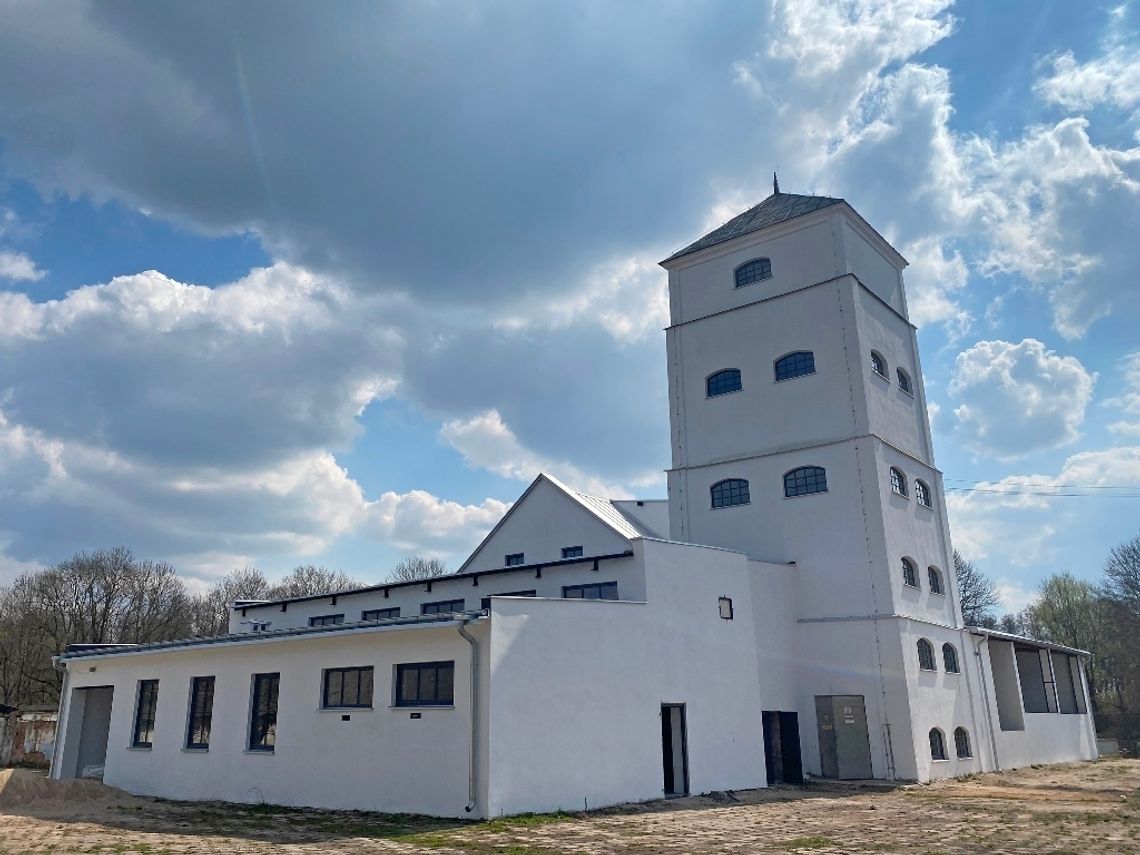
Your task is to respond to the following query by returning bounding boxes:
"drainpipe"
[457,617,479,814]
[972,634,1001,771]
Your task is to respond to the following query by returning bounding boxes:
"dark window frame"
[929,728,947,761]
[871,350,888,379]
[362,607,401,621]
[395,661,455,707]
[562,581,619,600]
[421,599,466,615]
[711,478,750,509]
[322,666,375,709]
[954,727,972,759]
[783,466,828,498]
[132,679,159,749]
[928,566,944,595]
[943,643,960,674]
[504,553,525,566]
[481,589,537,609]
[890,467,908,497]
[706,368,743,398]
[561,546,584,559]
[734,257,772,288]
[718,596,734,620]
[918,638,937,671]
[902,558,918,588]
[915,480,932,508]
[896,368,913,395]
[774,351,816,382]
[248,672,280,753]
[308,613,345,627]
[185,676,214,750]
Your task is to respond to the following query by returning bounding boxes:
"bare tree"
[953,550,1000,627]
[189,566,271,637]
[265,564,364,599]
[1103,534,1140,616]
[386,556,448,583]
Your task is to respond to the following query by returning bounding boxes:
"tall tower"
[660,189,988,781]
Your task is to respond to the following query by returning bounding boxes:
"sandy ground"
[1,759,1137,854]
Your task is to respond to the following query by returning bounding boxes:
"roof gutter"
[457,617,480,814]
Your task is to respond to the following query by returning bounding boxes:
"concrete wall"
[59,622,488,817]
[484,538,767,815]
[231,553,643,633]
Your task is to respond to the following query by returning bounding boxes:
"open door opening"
[762,710,803,785]
[58,686,114,780]
[661,703,689,796]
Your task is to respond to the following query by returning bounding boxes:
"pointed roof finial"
[773,171,780,195]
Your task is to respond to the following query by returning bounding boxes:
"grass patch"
[784,837,837,851]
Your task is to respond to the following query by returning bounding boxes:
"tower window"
[917,638,936,671]
[711,478,750,508]
[954,727,972,758]
[871,351,887,379]
[784,466,827,498]
[902,557,918,588]
[928,566,944,595]
[890,467,908,497]
[734,258,772,288]
[774,351,816,382]
[943,643,960,674]
[915,480,932,508]
[706,368,743,397]
[896,368,913,395]
[929,727,947,761]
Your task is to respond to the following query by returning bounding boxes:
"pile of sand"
[0,768,135,809]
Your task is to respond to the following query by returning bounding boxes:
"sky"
[0,0,1138,611]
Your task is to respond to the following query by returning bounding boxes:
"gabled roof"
[454,473,660,574]
[663,192,843,264]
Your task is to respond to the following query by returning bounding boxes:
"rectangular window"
[562,581,618,600]
[132,679,159,748]
[309,613,344,627]
[421,599,465,615]
[480,590,537,609]
[323,666,374,709]
[561,546,584,559]
[249,672,280,752]
[185,676,214,749]
[362,607,401,621]
[395,661,455,707]
[504,552,525,566]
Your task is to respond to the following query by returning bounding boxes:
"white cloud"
[900,236,971,334]
[949,339,1095,459]
[994,579,1039,613]
[0,249,45,282]
[1107,352,1140,436]
[1034,6,1140,112]
[366,490,509,557]
[439,409,649,498]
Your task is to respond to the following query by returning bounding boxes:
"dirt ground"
[1,759,1137,854]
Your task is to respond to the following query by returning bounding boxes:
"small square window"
[718,597,734,620]
[504,553,524,566]
[561,546,584,559]
[309,614,344,627]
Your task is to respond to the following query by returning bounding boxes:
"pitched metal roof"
[663,192,843,264]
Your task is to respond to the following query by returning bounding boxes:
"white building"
[51,186,1098,817]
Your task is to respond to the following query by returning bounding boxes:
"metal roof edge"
[966,626,1092,657]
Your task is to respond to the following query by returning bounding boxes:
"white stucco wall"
[484,538,767,815]
[59,621,489,817]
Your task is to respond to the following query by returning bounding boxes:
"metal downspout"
[457,618,479,814]
[972,634,1001,771]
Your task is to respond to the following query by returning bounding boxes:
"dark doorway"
[661,703,689,796]
[762,710,803,785]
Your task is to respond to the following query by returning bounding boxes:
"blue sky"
[0,0,1137,611]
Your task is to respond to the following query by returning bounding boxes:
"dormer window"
[707,368,743,397]
[734,258,772,289]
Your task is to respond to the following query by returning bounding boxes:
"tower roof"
[663,191,843,264]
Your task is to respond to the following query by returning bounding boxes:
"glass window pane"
[437,665,454,704]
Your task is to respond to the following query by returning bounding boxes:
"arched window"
[890,467,908,497]
[929,728,947,761]
[784,466,828,498]
[928,566,944,595]
[902,558,918,588]
[706,368,743,397]
[735,258,772,289]
[870,350,887,378]
[915,480,932,508]
[954,727,972,759]
[943,643,960,673]
[711,478,750,509]
[774,351,816,382]
[917,638,936,671]
[896,368,913,395]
